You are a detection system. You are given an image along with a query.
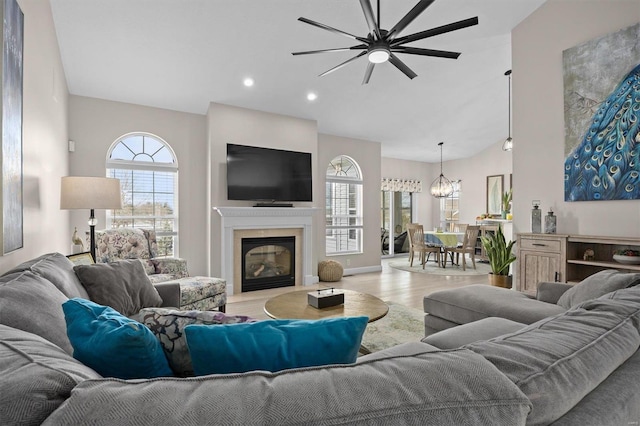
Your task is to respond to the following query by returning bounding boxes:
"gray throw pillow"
[557,269,640,309]
[74,259,163,317]
[4,252,90,299]
[0,271,73,354]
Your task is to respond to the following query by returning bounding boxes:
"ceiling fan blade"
[359,0,381,39]
[319,51,367,77]
[390,17,479,46]
[292,45,367,56]
[389,53,417,79]
[392,46,460,59]
[387,0,436,39]
[362,62,375,85]
[298,17,370,43]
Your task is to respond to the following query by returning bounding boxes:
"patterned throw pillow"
[131,307,255,376]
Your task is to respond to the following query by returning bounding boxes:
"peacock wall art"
[564,63,640,201]
[563,22,640,202]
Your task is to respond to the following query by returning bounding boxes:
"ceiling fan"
[292,0,478,84]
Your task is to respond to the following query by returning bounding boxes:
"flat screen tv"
[226,143,312,203]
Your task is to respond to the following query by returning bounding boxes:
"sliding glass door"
[381,191,412,257]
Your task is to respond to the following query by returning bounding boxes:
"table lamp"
[60,176,122,262]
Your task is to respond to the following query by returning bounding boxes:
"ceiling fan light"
[368,47,390,64]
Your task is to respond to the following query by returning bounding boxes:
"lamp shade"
[60,176,122,210]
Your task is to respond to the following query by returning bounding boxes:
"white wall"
[206,103,319,276]
[319,133,381,272]
[443,140,513,225]
[67,96,208,275]
[0,0,69,273]
[382,140,512,231]
[512,0,640,238]
[381,157,435,229]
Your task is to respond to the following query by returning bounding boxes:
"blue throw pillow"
[184,316,369,375]
[62,298,173,379]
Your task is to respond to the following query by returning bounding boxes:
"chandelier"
[502,69,513,151]
[430,142,453,198]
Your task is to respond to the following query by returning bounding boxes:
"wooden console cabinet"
[516,234,567,295]
[516,233,640,295]
[565,235,640,282]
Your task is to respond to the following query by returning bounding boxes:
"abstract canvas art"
[1,0,23,253]
[563,23,640,202]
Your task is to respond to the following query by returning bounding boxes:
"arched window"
[106,133,179,256]
[325,155,363,255]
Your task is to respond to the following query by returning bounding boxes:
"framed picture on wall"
[486,175,504,216]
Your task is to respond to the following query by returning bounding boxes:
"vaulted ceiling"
[50,0,546,162]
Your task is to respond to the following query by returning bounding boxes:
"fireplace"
[214,206,319,295]
[241,236,295,292]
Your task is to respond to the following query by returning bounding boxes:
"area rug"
[389,259,491,276]
[360,302,425,353]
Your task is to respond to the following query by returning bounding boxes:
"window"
[106,133,178,256]
[325,156,363,255]
[440,180,461,231]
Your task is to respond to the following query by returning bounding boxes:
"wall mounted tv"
[226,143,313,205]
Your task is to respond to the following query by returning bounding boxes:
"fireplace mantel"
[214,207,319,295]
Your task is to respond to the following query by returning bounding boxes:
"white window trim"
[105,132,180,256]
[325,156,364,256]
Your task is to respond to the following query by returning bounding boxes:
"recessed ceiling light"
[243,78,254,87]
[307,92,318,101]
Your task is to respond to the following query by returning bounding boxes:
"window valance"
[381,178,422,193]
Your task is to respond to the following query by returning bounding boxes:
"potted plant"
[501,189,512,219]
[481,226,516,288]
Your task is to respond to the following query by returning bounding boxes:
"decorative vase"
[488,273,512,289]
[531,205,542,233]
[544,209,557,234]
[501,210,508,219]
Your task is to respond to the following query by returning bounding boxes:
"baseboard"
[343,265,382,276]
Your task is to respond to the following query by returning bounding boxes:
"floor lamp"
[60,176,122,262]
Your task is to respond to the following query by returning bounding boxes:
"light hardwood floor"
[225,257,486,320]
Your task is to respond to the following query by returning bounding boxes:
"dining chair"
[443,225,480,270]
[407,224,441,268]
[453,223,468,233]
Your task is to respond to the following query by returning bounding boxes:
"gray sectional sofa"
[423,269,640,424]
[1,253,640,424]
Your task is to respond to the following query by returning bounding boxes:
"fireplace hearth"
[241,236,295,292]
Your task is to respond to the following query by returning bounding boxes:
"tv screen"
[226,144,312,202]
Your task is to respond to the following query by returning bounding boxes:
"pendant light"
[502,69,513,151]
[430,142,454,198]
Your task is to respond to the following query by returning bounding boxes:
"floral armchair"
[93,228,189,284]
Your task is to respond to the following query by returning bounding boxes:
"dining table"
[424,231,465,248]
[424,231,466,267]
